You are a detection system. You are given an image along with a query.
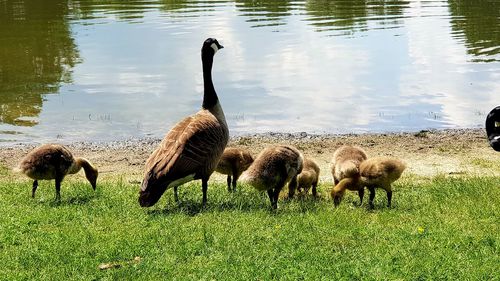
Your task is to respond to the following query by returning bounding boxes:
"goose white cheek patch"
[211,43,219,54]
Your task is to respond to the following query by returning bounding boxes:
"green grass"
[0,175,499,280]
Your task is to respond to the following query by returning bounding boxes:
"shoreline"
[1,128,499,183]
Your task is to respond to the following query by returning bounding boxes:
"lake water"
[1,0,499,144]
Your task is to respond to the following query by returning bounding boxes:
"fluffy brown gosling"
[360,156,406,208]
[331,157,406,208]
[16,144,98,201]
[215,147,254,192]
[330,177,362,207]
[296,157,320,197]
[240,145,303,209]
[330,145,367,204]
[331,145,367,184]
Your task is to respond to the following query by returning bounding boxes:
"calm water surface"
[0,0,499,144]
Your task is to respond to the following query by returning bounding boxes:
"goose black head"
[202,38,224,57]
[486,106,500,152]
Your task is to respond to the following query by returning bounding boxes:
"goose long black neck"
[202,52,218,110]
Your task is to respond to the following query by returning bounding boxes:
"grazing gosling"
[15,144,98,200]
[359,156,406,208]
[330,145,367,204]
[215,147,254,192]
[296,157,320,197]
[330,177,362,207]
[331,145,368,184]
[240,145,303,209]
[331,157,406,208]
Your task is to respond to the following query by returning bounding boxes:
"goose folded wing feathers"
[144,111,224,188]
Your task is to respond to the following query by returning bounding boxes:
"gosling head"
[85,167,98,190]
[331,177,359,207]
[202,38,224,57]
[331,189,345,207]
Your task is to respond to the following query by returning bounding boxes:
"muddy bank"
[1,129,499,184]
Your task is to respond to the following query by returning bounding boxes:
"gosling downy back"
[360,157,406,186]
[240,145,303,191]
[331,145,367,183]
[215,147,254,175]
[16,144,98,199]
[297,157,320,192]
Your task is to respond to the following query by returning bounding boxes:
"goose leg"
[368,186,376,209]
[358,188,364,206]
[226,176,232,192]
[174,186,179,203]
[55,178,61,201]
[32,180,38,198]
[201,178,208,207]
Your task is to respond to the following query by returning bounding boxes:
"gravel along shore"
[1,129,499,186]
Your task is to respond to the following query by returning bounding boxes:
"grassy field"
[0,172,498,280]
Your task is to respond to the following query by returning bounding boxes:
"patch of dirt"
[1,129,498,185]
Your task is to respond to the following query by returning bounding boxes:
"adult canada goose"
[15,144,98,200]
[296,157,320,197]
[215,147,254,192]
[139,38,228,207]
[240,145,303,209]
[486,106,499,152]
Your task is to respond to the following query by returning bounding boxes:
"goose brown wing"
[142,111,226,190]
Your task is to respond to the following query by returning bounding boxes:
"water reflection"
[448,0,500,62]
[0,0,79,127]
[0,0,498,144]
[235,0,293,28]
[304,0,409,36]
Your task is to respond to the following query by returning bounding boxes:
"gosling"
[240,145,303,209]
[359,156,406,208]
[330,145,367,204]
[215,147,254,192]
[331,157,406,208]
[331,145,367,184]
[296,157,320,197]
[15,144,98,200]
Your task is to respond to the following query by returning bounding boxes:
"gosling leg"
[358,188,364,206]
[173,186,179,203]
[230,165,239,192]
[312,182,318,198]
[288,175,298,199]
[368,186,376,209]
[386,190,392,208]
[226,176,232,192]
[32,180,38,198]
[232,173,239,192]
[267,189,274,207]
